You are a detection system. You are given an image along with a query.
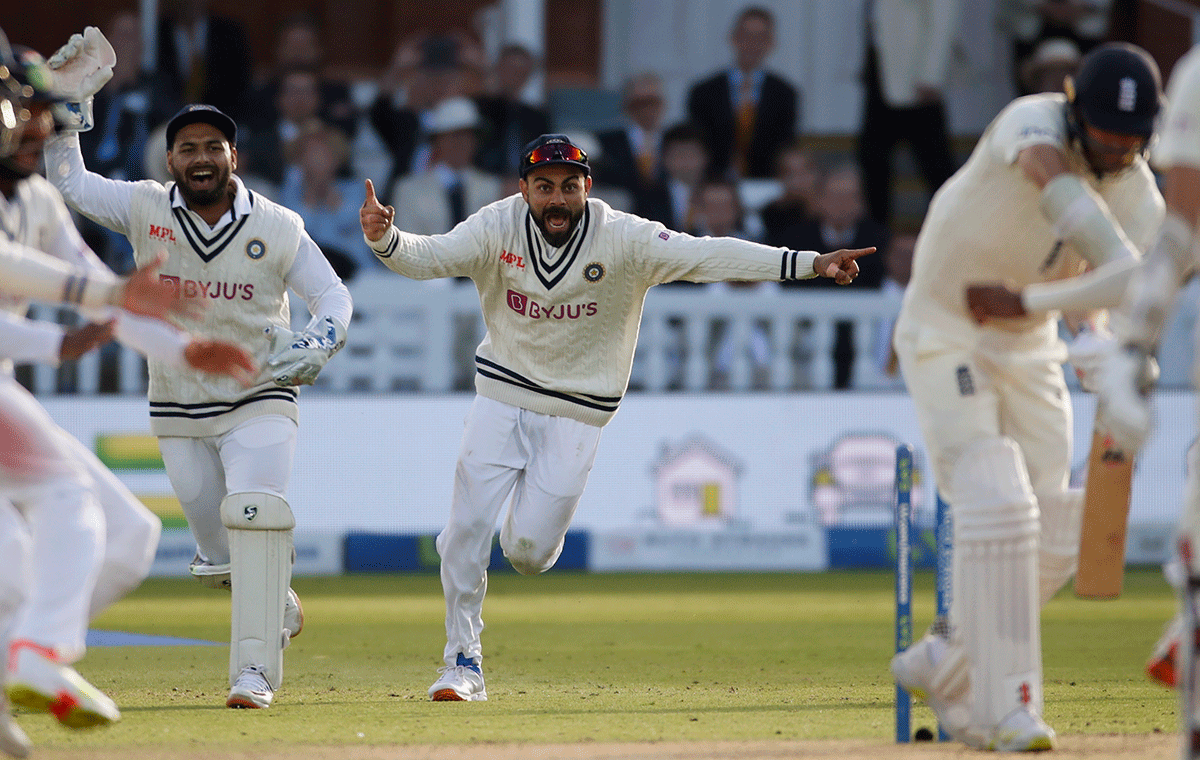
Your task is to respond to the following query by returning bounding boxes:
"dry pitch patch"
[29,733,1179,760]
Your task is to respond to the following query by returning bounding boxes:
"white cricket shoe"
[891,633,971,741]
[5,642,120,728]
[1146,613,1181,687]
[284,587,304,639]
[226,665,273,709]
[0,693,30,759]
[428,653,487,701]
[987,707,1056,752]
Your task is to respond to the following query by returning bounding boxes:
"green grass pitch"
[16,567,1177,752]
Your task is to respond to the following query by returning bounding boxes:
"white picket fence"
[22,274,1200,396]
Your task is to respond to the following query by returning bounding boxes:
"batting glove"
[1096,344,1159,454]
[265,315,346,387]
[46,27,116,132]
[1067,324,1115,393]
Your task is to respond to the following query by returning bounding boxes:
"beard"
[532,204,583,248]
[171,163,232,207]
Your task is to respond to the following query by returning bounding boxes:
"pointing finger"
[364,179,378,205]
[842,247,876,261]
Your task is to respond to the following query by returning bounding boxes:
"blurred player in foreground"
[361,133,871,701]
[43,27,353,710]
[0,34,255,758]
[1095,43,1200,756]
[890,43,1164,751]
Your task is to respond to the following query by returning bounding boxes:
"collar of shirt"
[171,173,249,229]
[728,69,765,103]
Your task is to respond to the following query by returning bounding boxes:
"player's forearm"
[0,240,124,309]
[366,224,480,280]
[1118,211,1194,351]
[649,231,818,284]
[0,312,67,366]
[112,312,188,366]
[287,234,354,330]
[1021,256,1138,313]
[43,132,134,236]
[1039,173,1139,268]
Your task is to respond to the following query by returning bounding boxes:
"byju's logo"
[507,290,528,314]
[506,289,597,320]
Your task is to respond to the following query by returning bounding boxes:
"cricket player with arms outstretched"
[1096,43,1200,756]
[41,27,353,710]
[0,34,257,758]
[361,133,871,702]
[889,43,1165,751]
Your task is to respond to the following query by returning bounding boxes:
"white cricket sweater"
[369,194,819,426]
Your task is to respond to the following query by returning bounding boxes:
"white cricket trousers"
[893,327,1072,501]
[158,415,297,568]
[0,376,160,664]
[438,395,602,666]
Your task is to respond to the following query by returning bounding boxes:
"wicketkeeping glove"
[265,315,346,387]
[46,26,116,132]
[1096,344,1160,454]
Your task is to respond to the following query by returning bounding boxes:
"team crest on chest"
[245,239,267,259]
[583,262,605,283]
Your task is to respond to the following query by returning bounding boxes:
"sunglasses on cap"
[524,142,587,169]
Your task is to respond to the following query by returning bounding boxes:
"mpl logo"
[149,224,176,243]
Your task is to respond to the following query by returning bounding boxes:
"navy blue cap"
[519,134,590,179]
[166,104,237,148]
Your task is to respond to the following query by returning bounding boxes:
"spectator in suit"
[696,177,776,390]
[279,127,374,281]
[636,123,708,234]
[594,72,667,195]
[778,163,889,389]
[370,32,479,204]
[243,67,327,189]
[76,10,179,272]
[156,0,253,123]
[686,6,799,179]
[248,12,358,141]
[761,140,821,246]
[474,44,549,179]
[857,0,959,227]
[389,97,503,236]
[999,0,1112,95]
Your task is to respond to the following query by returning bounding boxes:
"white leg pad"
[220,492,293,691]
[950,437,1043,733]
[1037,489,1083,606]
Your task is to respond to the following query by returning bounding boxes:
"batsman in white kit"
[0,36,258,758]
[361,133,872,701]
[890,43,1164,751]
[41,28,354,709]
[1096,43,1200,757]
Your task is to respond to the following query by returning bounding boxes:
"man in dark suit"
[594,72,667,194]
[474,44,549,178]
[155,0,253,123]
[632,123,708,234]
[686,6,799,179]
[775,163,889,389]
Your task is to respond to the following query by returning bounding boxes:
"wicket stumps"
[894,443,953,743]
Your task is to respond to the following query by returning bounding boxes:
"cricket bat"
[1074,414,1136,599]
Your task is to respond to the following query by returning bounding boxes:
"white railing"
[22,274,1200,395]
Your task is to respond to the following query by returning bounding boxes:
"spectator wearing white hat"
[1020,37,1083,95]
[390,96,503,236]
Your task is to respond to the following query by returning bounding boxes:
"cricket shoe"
[986,707,1056,752]
[284,587,304,640]
[227,664,273,709]
[5,641,120,728]
[428,653,487,701]
[891,632,971,741]
[1146,613,1182,687]
[0,693,30,758]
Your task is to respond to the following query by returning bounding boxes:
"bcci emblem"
[583,262,605,283]
[246,239,267,260]
[243,505,258,521]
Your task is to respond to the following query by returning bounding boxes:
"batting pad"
[220,492,294,690]
[951,438,1042,732]
[1037,489,1083,606]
